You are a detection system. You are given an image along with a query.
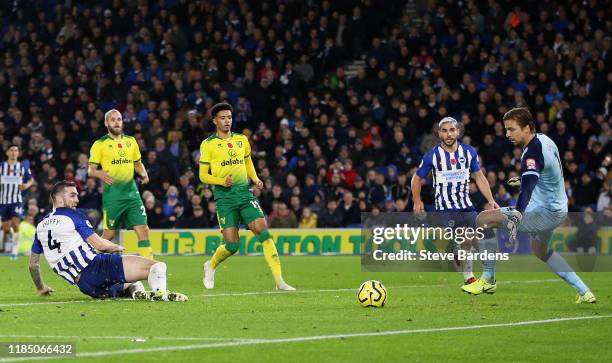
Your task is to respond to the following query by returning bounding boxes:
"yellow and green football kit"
[200,131,291,289]
[89,134,147,230]
[199,132,264,230]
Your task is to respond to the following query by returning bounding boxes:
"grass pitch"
[1,255,611,362]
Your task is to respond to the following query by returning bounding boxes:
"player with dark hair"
[0,144,33,259]
[200,102,295,291]
[29,180,187,301]
[412,117,499,288]
[464,107,596,303]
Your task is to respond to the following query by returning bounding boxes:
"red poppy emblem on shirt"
[450,158,456,165]
[118,143,123,148]
[227,142,233,148]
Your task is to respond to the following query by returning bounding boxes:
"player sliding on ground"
[464,107,596,304]
[28,180,187,301]
[199,102,295,291]
[412,117,499,287]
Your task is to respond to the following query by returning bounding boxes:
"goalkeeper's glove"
[507,176,521,187]
[504,209,522,242]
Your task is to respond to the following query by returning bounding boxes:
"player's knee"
[476,211,492,228]
[257,229,271,242]
[225,241,240,254]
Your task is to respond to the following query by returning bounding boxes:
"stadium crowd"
[0,0,610,231]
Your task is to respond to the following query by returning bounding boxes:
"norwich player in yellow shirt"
[88,109,153,258]
[200,102,295,291]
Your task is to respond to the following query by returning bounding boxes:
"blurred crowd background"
[0,0,610,232]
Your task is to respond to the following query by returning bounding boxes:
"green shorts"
[216,194,265,230]
[103,197,147,230]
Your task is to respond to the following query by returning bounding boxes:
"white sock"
[462,247,474,281]
[10,230,19,256]
[0,229,4,250]
[148,262,167,292]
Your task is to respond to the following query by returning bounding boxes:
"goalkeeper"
[199,103,295,291]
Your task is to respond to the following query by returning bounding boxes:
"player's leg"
[126,197,153,258]
[531,231,596,303]
[203,227,239,289]
[9,214,21,259]
[0,224,5,252]
[133,225,152,258]
[0,205,7,250]
[203,203,240,289]
[458,213,476,283]
[248,217,296,291]
[462,210,500,295]
[101,206,117,241]
[440,212,475,284]
[122,255,187,301]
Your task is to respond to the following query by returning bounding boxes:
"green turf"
[1,255,611,362]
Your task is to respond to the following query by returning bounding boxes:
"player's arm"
[88,142,113,185]
[412,151,433,213]
[88,163,113,185]
[411,174,424,211]
[470,149,499,209]
[132,140,149,184]
[86,233,125,253]
[134,160,149,184]
[20,166,34,190]
[245,156,263,189]
[29,236,54,296]
[71,211,124,253]
[198,141,232,187]
[515,147,545,214]
[199,163,232,186]
[515,172,539,214]
[472,170,499,209]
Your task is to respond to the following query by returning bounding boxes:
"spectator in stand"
[318,198,344,228]
[299,207,318,228]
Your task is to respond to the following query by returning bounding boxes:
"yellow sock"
[263,239,283,285]
[137,240,153,258]
[211,245,232,269]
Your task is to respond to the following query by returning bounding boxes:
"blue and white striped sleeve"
[68,210,95,240]
[23,165,32,182]
[416,150,434,179]
[468,146,481,172]
[31,234,43,254]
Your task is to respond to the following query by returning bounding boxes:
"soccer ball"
[357,280,387,308]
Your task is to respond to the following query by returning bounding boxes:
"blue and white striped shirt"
[0,161,32,204]
[31,208,98,285]
[416,143,480,211]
